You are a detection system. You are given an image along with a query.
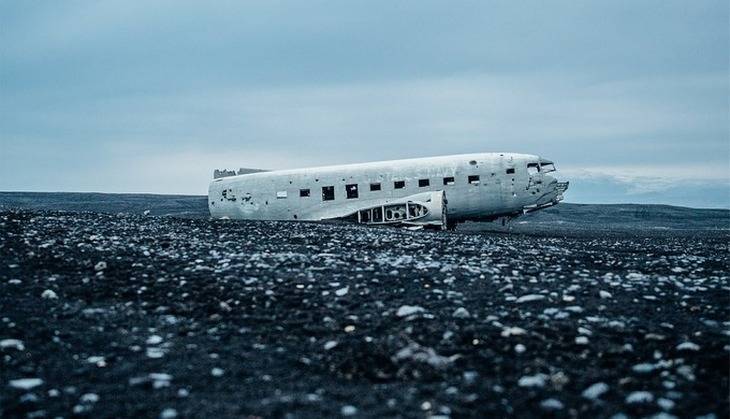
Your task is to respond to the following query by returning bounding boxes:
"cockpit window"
[527,163,539,175]
[541,163,556,173]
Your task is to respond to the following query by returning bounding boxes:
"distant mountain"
[1,191,728,231]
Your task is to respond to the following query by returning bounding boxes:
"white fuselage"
[208,153,566,224]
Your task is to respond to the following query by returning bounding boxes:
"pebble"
[517,374,547,388]
[80,393,99,403]
[515,294,545,303]
[41,289,58,299]
[396,305,425,317]
[94,261,107,271]
[540,398,564,410]
[582,382,609,400]
[87,356,107,367]
[676,341,700,351]
[501,327,527,337]
[324,341,338,350]
[625,391,654,404]
[9,378,44,390]
[599,290,613,299]
[514,344,526,354]
[335,286,349,297]
[341,405,358,416]
[453,307,470,318]
[632,363,656,373]
[211,368,224,377]
[160,408,178,419]
[657,397,676,410]
[146,335,163,345]
[575,336,589,345]
[0,339,25,350]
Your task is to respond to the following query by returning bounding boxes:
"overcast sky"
[1,1,728,207]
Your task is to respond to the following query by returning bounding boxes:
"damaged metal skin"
[208,153,569,229]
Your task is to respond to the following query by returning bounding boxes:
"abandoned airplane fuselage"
[208,153,568,229]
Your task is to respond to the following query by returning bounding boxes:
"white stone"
[453,307,470,318]
[211,368,224,377]
[87,356,106,367]
[9,378,43,390]
[146,347,165,358]
[516,294,545,303]
[632,363,656,373]
[676,341,700,351]
[396,305,425,317]
[514,344,526,354]
[341,405,358,416]
[599,290,613,299]
[581,382,609,400]
[160,408,178,419]
[80,393,99,403]
[335,286,349,297]
[625,391,653,404]
[94,261,107,271]
[518,374,547,388]
[657,397,676,410]
[540,398,564,410]
[575,336,589,345]
[146,335,163,345]
[501,327,527,337]
[0,339,24,350]
[41,289,58,299]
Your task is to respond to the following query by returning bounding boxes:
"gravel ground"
[1,210,728,418]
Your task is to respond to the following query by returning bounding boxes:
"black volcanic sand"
[1,210,728,418]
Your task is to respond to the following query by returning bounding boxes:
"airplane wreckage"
[209,153,568,230]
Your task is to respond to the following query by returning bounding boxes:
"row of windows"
[295,174,499,201]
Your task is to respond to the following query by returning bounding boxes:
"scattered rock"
[341,405,358,416]
[582,382,609,400]
[515,294,545,303]
[518,374,547,388]
[393,342,459,369]
[396,305,425,317]
[625,391,654,404]
[41,290,57,299]
[452,307,470,318]
[540,398,564,410]
[8,378,44,390]
[160,408,178,419]
[676,341,700,351]
[0,339,25,350]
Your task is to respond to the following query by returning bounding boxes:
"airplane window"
[468,175,480,184]
[443,176,455,185]
[418,179,430,187]
[506,168,515,174]
[541,163,555,172]
[346,184,359,199]
[300,189,310,197]
[527,163,539,175]
[394,180,405,189]
[370,183,381,191]
[322,186,335,201]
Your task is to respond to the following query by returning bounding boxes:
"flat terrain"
[1,209,728,418]
[2,191,729,232]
